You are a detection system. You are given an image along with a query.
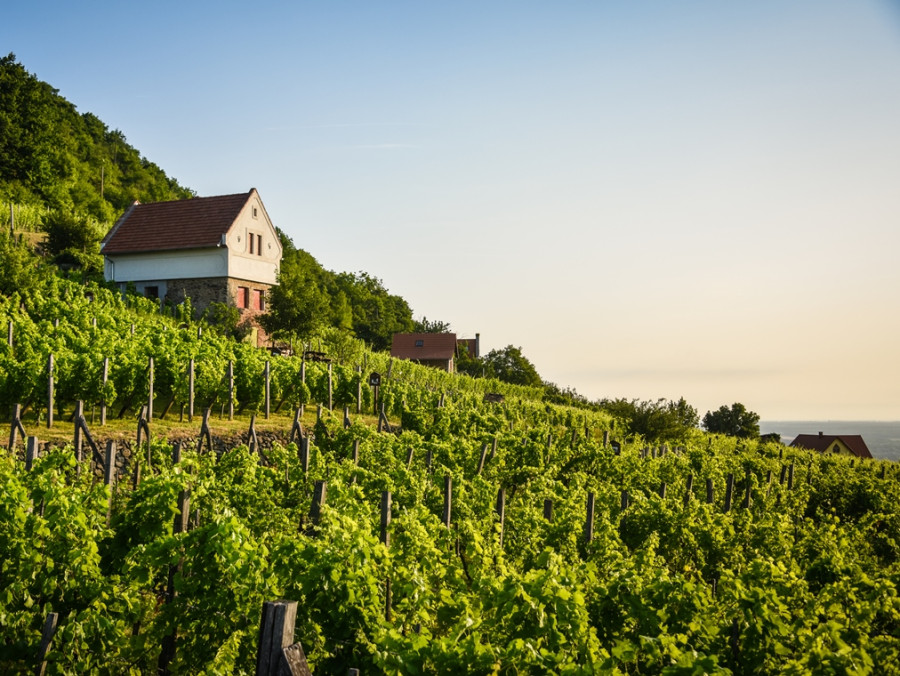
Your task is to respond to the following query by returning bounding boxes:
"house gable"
[391,333,458,372]
[790,433,873,459]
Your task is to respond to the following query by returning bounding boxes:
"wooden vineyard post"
[299,437,310,475]
[309,481,327,528]
[264,361,271,419]
[188,358,195,421]
[476,443,489,476]
[724,473,734,512]
[136,405,151,467]
[25,436,39,471]
[228,361,235,420]
[256,600,311,676]
[104,441,116,525]
[172,441,182,464]
[496,488,506,547]
[584,492,595,544]
[788,462,795,490]
[706,478,714,505]
[343,406,351,429]
[620,490,629,511]
[742,470,752,510]
[6,319,12,348]
[47,353,54,429]
[543,498,554,521]
[100,356,109,426]
[381,491,392,621]
[9,403,27,452]
[147,357,154,422]
[684,473,694,507]
[73,400,84,462]
[405,446,414,468]
[443,475,452,528]
[158,489,191,675]
[35,612,59,676]
[659,482,667,499]
[197,408,213,454]
[425,449,433,474]
[248,414,259,454]
[328,363,333,411]
[356,365,362,414]
[352,439,360,465]
[603,430,609,448]
[289,407,304,444]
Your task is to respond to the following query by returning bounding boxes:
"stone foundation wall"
[165,277,230,315]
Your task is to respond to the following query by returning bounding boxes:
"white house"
[101,189,283,318]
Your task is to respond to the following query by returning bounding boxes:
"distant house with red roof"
[391,333,459,372]
[790,432,873,459]
[101,189,282,341]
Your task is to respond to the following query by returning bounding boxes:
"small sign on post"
[369,372,381,417]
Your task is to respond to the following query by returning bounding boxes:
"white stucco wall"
[105,248,228,283]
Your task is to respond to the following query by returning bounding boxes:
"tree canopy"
[702,402,761,438]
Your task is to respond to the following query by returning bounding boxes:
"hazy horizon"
[4,1,899,420]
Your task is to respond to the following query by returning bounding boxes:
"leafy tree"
[259,254,329,341]
[41,209,104,277]
[482,345,542,387]
[600,397,699,442]
[702,402,760,438]
[413,316,451,333]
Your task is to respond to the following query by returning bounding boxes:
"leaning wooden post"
[496,488,506,547]
[35,612,59,676]
[47,353,54,428]
[476,443,489,476]
[724,473,734,512]
[584,492,595,543]
[442,474,452,528]
[9,403,27,451]
[25,436,39,471]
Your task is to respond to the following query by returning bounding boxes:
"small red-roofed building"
[391,333,459,372]
[790,432,873,459]
[101,189,282,341]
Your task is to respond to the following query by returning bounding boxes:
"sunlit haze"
[5,0,900,419]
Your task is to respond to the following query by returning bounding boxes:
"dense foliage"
[0,54,194,222]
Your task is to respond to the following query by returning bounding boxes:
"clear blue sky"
[5,1,900,419]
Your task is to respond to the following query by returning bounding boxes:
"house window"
[257,234,262,256]
[252,206,258,218]
[236,286,249,309]
[251,289,263,311]
[833,444,840,454]
[144,286,159,299]
[415,339,424,347]
[249,233,255,254]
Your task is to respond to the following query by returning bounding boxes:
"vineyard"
[1,280,900,674]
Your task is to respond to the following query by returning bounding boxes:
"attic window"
[833,443,840,453]
[252,206,258,218]
[415,339,424,347]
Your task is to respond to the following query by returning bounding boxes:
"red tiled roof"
[391,333,458,361]
[101,191,253,254]
[790,434,873,459]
